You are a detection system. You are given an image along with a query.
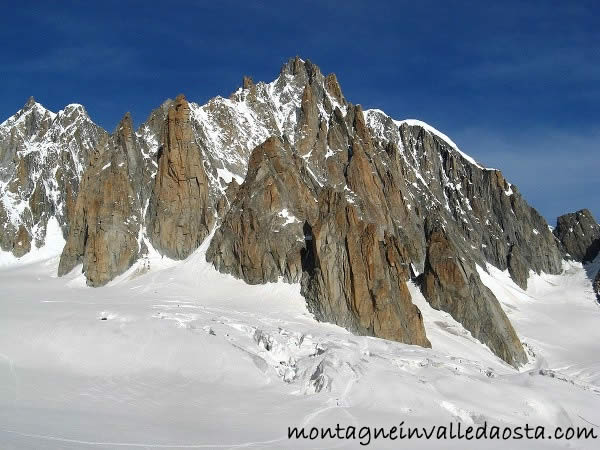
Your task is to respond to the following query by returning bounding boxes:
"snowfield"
[0,235,599,449]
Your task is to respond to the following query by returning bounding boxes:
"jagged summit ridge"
[0,95,106,257]
[2,57,598,367]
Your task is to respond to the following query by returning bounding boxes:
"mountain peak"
[53,104,94,127]
[25,96,36,108]
[116,112,134,133]
[22,96,55,119]
[63,103,86,113]
[242,75,254,90]
[0,96,56,130]
[280,56,306,76]
[279,57,324,85]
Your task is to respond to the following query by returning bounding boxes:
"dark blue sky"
[1,0,598,223]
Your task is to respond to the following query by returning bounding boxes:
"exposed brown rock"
[58,115,141,286]
[324,73,345,106]
[301,188,430,347]
[8,156,30,194]
[507,245,529,289]
[13,224,31,257]
[420,217,527,367]
[146,94,215,259]
[62,174,78,232]
[352,105,372,147]
[323,108,351,187]
[288,56,305,76]
[0,205,15,253]
[215,179,240,218]
[292,75,335,186]
[295,83,320,157]
[207,136,318,283]
[242,75,254,90]
[346,138,388,226]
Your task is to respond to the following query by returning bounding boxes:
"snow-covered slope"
[0,242,598,448]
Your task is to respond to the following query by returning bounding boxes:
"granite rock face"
[554,209,600,263]
[4,57,598,367]
[146,94,215,259]
[12,224,32,257]
[382,120,563,290]
[507,245,529,291]
[301,189,430,347]
[58,114,143,286]
[207,136,318,284]
[420,217,528,367]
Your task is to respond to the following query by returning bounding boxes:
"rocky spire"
[58,112,142,286]
[280,56,306,76]
[324,73,345,106]
[146,94,215,259]
[301,188,431,347]
[207,136,319,284]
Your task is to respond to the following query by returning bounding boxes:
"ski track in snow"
[0,428,289,448]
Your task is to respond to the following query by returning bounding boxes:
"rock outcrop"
[12,224,32,257]
[420,217,527,367]
[397,121,562,290]
[507,245,529,290]
[207,136,318,283]
[554,209,600,262]
[146,94,215,259]
[301,189,430,347]
[594,269,600,302]
[58,114,142,286]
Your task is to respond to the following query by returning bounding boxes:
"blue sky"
[1,0,598,223]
